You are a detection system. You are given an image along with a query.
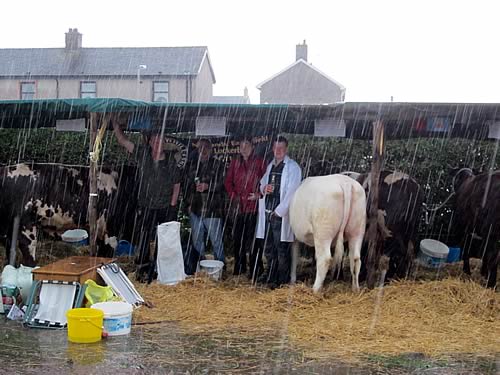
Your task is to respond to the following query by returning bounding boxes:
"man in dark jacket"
[112,120,181,282]
[185,139,225,263]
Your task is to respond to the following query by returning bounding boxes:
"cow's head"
[450,167,475,192]
[340,171,361,181]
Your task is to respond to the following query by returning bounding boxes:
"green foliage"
[287,135,500,242]
[0,128,140,166]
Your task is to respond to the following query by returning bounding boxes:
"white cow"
[289,174,367,292]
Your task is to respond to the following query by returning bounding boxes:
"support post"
[366,120,385,289]
[88,113,98,256]
[9,215,20,265]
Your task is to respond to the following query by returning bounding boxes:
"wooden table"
[32,256,115,284]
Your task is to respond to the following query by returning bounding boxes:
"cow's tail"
[333,182,352,273]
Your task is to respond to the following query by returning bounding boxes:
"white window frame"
[153,81,169,102]
[80,81,97,98]
[20,81,36,100]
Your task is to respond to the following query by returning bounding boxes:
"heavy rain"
[0,1,499,374]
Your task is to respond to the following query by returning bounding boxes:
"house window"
[20,81,35,100]
[80,81,97,98]
[153,81,169,102]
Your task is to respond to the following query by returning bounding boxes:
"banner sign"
[488,121,500,140]
[195,116,227,136]
[314,118,346,137]
[427,117,450,133]
[163,135,271,169]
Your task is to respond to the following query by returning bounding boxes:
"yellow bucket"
[66,308,104,343]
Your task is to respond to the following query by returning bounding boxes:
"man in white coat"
[255,136,302,288]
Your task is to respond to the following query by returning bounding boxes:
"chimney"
[296,40,308,61]
[65,28,82,50]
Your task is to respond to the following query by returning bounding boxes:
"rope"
[90,120,108,163]
[422,167,473,216]
[422,191,455,213]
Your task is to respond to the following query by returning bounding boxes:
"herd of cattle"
[0,162,498,289]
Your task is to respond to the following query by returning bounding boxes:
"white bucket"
[418,239,449,268]
[91,301,133,336]
[61,229,89,247]
[199,260,224,281]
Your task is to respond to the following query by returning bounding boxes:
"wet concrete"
[1,320,497,374]
[0,319,372,374]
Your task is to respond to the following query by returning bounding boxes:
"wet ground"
[0,244,498,374]
[0,320,497,374]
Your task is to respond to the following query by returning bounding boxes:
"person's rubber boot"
[257,271,270,285]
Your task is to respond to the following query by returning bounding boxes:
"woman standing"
[225,136,266,279]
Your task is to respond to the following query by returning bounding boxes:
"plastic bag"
[7,304,24,321]
[17,265,35,303]
[157,221,186,285]
[1,265,35,303]
[84,279,117,307]
[1,265,17,286]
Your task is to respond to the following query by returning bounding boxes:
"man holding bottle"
[255,136,302,288]
[185,139,225,265]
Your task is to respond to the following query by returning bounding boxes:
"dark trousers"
[262,215,291,285]
[135,206,177,283]
[232,212,262,276]
[249,238,264,283]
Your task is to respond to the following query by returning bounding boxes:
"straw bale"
[133,276,499,362]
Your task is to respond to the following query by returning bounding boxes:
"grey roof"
[212,95,251,104]
[257,59,344,91]
[0,47,215,81]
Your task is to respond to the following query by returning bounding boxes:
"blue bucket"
[418,239,449,268]
[116,240,134,256]
[447,247,461,263]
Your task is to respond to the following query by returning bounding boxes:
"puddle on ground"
[0,320,497,374]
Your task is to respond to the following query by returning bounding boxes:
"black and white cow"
[451,168,500,288]
[353,170,423,281]
[0,163,138,266]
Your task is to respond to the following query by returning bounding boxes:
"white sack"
[156,221,186,285]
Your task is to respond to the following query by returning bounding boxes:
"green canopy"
[1,97,499,139]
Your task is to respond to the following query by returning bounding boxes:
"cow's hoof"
[312,286,322,294]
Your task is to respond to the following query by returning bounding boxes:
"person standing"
[185,139,225,264]
[256,135,302,288]
[224,136,266,278]
[112,120,181,282]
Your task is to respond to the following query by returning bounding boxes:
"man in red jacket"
[225,136,266,279]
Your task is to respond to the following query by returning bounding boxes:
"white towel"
[34,283,76,325]
[156,221,186,285]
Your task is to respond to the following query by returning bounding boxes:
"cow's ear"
[447,164,461,177]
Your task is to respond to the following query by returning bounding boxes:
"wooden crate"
[32,256,115,284]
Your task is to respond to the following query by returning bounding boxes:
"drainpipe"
[189,76,193,102]
[55,78,60,99]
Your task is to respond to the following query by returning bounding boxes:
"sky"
[2,0,500,104]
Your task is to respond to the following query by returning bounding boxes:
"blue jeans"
[189,213,225,263]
